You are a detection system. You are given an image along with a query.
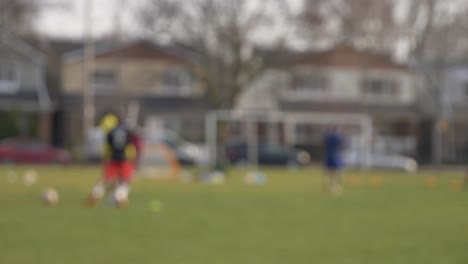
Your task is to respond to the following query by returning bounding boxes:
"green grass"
[1,165,468,264]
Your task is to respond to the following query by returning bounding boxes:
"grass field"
[1,165,468,264]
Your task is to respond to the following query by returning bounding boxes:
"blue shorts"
[325,157,343,170]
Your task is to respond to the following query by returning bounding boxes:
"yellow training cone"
[424,176,439,189]
[347,175,362,187]
[370,175,384,188]
[450,178,463,193]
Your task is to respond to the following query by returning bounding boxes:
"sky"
[35,0,303,39]
[35,0,145,39]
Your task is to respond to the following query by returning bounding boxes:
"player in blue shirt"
[323,128,345,195]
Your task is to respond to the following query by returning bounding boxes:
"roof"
[61,95,208,112]
[31,38,83,57]
[0,31,46,65]
[63,39,199,65]
[287,45,409,71]
[279,100,420,117]
[22,35,84,56]
[440,60,468,70]
[0,91,55,112]
[47,40,83,55]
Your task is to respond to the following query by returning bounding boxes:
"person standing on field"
[323,128,345,196]
[85,117,137,207]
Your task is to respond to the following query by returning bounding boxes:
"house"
[25,37,84,148]
[60,40,208,149]
[436,62,468,163]
[235,46,424,159]
[0,31,53,143]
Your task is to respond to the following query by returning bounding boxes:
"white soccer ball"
[210,172,225,185]
[112,185,129,206]
[23,170,38,186]
[180,170,194,183]
[244,171,267,185]
[114,189,128,203]
[42,188,59,205]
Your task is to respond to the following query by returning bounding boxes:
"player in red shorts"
[85,120,137,207]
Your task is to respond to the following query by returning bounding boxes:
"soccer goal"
[138,141,182,180]
[138,120,182,180]
[205,110,373,168]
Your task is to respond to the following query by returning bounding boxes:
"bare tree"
[300,0,468,164]
[0,0,39,33]
[400,0,468,164]
[299,0,400,54]
[300,0,468,63]
[300,0,468,55]
[137,0,292,108]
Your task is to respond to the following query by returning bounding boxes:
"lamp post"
[82,0,95,143]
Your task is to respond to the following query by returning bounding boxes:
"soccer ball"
[180,170,194,183]
[112,185,129,207]
[210,172,225,185]
[23,170,38,186]
[42,188,59,205]
[245,171,267,185]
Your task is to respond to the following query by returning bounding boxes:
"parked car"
[87,125,208,166]
[158,138,207,166]
[142,131,208,166]
[343,151,418,172]
[0,138,71,165]
[225,143,311,166]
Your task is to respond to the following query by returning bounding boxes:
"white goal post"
[205,110,373,168]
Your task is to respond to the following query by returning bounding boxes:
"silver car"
[343,151,418,172]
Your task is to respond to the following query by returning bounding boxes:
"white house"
[235,46,424,157]
[0,31,53,141]
[436,63,468,163]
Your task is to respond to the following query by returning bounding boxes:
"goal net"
[138,121,181,180]
[205,110,373,168]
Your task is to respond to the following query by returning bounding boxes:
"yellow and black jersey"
[103,126,137,161]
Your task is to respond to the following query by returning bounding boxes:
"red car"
[0,138,71,165]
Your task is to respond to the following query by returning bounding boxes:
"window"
[162,117,181,132]
[464,82,468,98]
[292,73,327,91]
[362,78,399,98]
[0,62,15,81]
[295,124,325,144]
[180,116,204,141]
[160,68,192,96]
[0,61,19,93]
[91,70,117,94]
